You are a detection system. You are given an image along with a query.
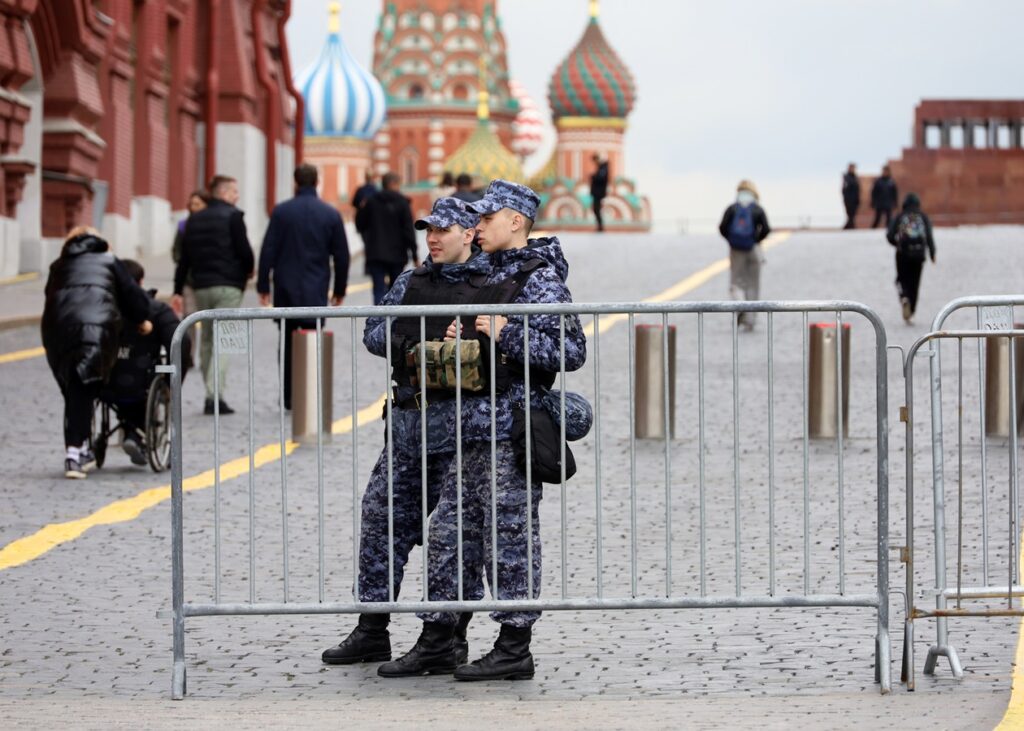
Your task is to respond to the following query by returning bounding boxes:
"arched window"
[400,148,419,185]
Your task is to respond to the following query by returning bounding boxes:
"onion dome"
[510,80,544,159]
[296,3,387,139]
[445,61,524,183]
[547,0,637,120]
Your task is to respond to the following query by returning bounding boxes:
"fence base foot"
[172,661,187,700]
[875,631,892,694]
[901,620,915,690]
[924,642,964,679]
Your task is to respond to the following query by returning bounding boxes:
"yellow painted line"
[996,539,1024,728]
[0,346,45,364]
[0,394,386,572]
[583,232,792,336]
[0,271,38,286]
[348,281,372,294]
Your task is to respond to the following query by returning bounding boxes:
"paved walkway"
[1,226,1022,728]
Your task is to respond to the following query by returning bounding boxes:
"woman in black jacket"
[41,227,153,478]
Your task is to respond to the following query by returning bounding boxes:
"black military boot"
[453,612,473,665]
[377,622,458,678]
[454,624,534,681]
[321,613,391,665]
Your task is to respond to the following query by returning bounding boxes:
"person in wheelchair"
[101,260,192,465]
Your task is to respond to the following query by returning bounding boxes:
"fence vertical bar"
[316,319,325,603]
[733,312,741,596]
[279,319,289,602]
[490,316,498,598]
[956,337,964,609]
[802,311,810,594]
[525,314,534,600]
[420,317,429,600]
[560,315,568,600]
[976,309,990,582]
[836,311,845,595]
[170,323,187,699]
[455,313,463,601]
[767,311,776,595]
[248,319,256,604]
[351,318,360,602]
[212,320,222,604]
[662,312,673,597]
[1011,331,1021,588]
[698,312,707,597]
[628,314,638,598]
[593,314,604,599]
[385,318,394,603]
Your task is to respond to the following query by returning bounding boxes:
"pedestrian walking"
[452,173,482,204]
[379,180,587,682]
[590,153,609,232]
[886,192,936,323]
[171,174,255,415]
[871,165,899,229]
[842,163,860,229]
[321,197,485,669]
[257,164,350,410]
[41,227,153,479]
[105,259,192,465]
[719,180,771,330]
[171,189,207,362]
[351,171,378,212]
[355,172,419,305]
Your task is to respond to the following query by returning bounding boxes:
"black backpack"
[895,213,928,261]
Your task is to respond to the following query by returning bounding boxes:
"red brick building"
[0,0,301,276]
[860,99,1024,227]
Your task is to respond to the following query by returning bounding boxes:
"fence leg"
[901,618,915,691]
[924,642,964,678]
[876,625,892,693]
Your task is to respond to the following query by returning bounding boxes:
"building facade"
[0,0,300,277]
[861,99,1024,227]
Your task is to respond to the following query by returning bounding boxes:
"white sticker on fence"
[982,306,1013,332]
[216,321,249,354]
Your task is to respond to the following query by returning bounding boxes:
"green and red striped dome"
[548,14,636,120]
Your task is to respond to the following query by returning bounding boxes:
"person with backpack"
[886,192,936,323]
[719,180,771,330]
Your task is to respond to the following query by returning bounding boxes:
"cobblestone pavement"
[1,227,1022,728]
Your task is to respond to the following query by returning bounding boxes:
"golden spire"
[328,2,341,34]
[589,0,599,19]
[477,56,490,122]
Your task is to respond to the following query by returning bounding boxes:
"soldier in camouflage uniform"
[378,180,587,681]
[321,198,486,668]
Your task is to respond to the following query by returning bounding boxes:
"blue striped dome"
[296,7,386,140]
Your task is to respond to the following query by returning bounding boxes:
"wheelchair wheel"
[94,402,110,469]
[146,374,172,472]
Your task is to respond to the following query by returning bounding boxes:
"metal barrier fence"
[165,300,892,699]
[902,296,1024,689]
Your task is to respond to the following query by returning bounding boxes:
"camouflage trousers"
[357,448,476,603]
[418,441,543,628]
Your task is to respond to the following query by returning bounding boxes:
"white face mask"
[737,190,756,207]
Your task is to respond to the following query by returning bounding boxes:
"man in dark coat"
[105,259,192,464]
[257,164,350,409]
[589,154,609,232]
[355,172,419,304]
[871,165,899,229]
[172,174,255,415]
[842,163,860,229]
[41,227,152,478]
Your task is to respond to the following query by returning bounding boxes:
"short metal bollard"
[808,322,850,438]
[292,329,333,443]
[985,328,1024,437]
[634,324,676,439]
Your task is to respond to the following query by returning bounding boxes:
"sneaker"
[65,458,88,479]
[901,297,912,323]
[204,399,236,415]
[122,433,147,466]
[78,448,97,473]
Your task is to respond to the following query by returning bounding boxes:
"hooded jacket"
[41,234,152,387]
[886,193,936,260]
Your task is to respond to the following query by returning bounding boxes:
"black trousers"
[367,261,406,305]
[843,202,858,229]
[872,207,893,228]
[895,253,925,314]
[62,373,99,449]
[593,196,605,231]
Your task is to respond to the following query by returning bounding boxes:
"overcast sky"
[288,0,1023,231]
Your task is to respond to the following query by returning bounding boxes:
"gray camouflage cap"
[414,197,480,231]
[467,179,541,221]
